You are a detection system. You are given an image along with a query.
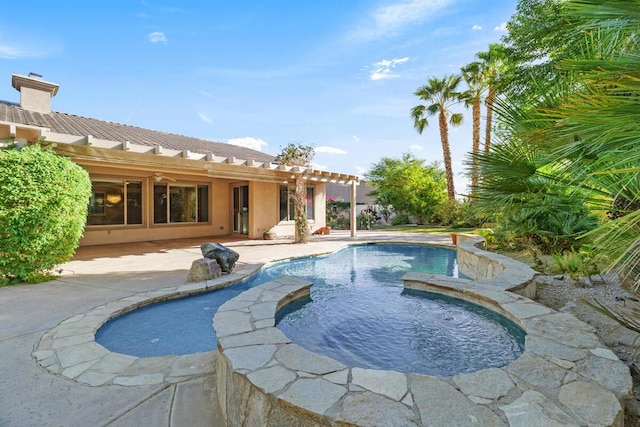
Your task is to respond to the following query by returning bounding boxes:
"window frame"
[153,181,210,225]
[86,179,143,227]
[279,185,315,221]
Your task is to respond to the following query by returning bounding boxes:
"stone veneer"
[32,264,260,387]
[213,237,633,426]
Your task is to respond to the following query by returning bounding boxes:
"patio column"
[350,180,357,238]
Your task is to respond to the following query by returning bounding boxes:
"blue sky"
[1,0,516,195]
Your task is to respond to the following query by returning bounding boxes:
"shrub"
[391,213,411,226]
[357,209,380,230]
[327,200,351,229]
[552,249,606,280]
[0,145,91,284]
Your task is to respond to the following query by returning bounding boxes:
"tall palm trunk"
[438,110,456,200]
[471,97,481,194]
[484,85,495,154]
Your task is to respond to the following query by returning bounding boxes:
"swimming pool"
[96,244,524,375]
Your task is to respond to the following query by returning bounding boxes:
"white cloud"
[198,112,213,125]
[355,166,368,177]
[226,137,268,151]
[0,40,59,59]
[409,144,424,151]
[311,162,328,170]
[0,45,31,59]
[370,57,410,80]
[148,32,167,43]
[494,22,507,32]
[472,25,482,31]
[315,146,348,155]
[349,0,454,42]
[352,136,361,141]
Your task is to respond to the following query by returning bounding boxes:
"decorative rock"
[224,344,277,371]
[525,335,588,362]
[351,368,408,401]
[323,369,349,385]
[589,346,619,361]
[558,381,622,426]
[201,242,239,273]
[248,365,296,394]
[186,258,222,282]
[500,390,579,426]
[505,352,567,399]
[573,355,633,399]
[337,392,418,426]
[277,378,347,415]
[453,367,515,400]
[408,375,506,426]
[275,344,345,375]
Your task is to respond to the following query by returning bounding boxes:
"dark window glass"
[88,180,143,226]
[169,185,196,223]
[306,187,314,220]
[154,183,168,224]
[126,181,142,225]
[279,185,314,221]
[197,185,209,222]
[279,185,289,221]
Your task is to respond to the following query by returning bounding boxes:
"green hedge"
[0,145,91,284]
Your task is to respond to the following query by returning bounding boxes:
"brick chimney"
[11,72,59,114]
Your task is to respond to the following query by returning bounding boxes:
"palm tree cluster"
[412,0,640,277]
[411,44,504,201]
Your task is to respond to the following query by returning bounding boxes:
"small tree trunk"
[293,175,309,243]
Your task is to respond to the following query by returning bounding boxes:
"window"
[154,183,209,224]
[87,180,142,226]
[279,185,314,221]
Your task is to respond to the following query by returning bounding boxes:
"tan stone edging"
[213,238,633,426]
[32,263,260,387]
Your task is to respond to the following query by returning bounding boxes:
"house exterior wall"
[1,73,359,246]
[77,164,328,245]
[249,181,279,239]
[78,163,227,246]
[313,182,327,230]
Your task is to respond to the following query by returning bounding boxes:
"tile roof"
[0,101,275,163]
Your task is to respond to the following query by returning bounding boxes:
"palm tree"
[460,61,487,194]
[411,74,464,200]
[477,43,506,154]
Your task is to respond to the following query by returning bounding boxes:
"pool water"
[96,244,525,375]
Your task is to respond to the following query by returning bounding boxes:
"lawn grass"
[371,224,475,234]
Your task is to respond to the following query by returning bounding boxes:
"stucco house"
[0,73,359,246]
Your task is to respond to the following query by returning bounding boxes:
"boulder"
[187,258,222,282]
[201,243,239,273]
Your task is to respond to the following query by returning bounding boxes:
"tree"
[0,144,91,284]
[476,43,507,154]
[498,0,582,108]
[365,152,447,223]
[460,61,487,193]
[471,0,640,257]
[411,75,464,200]
[274,143,314,243]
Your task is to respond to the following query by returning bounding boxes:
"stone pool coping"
[32,263,261,387]
[213,236,633,426]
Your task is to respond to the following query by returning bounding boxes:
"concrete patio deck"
[0,230,450,427]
